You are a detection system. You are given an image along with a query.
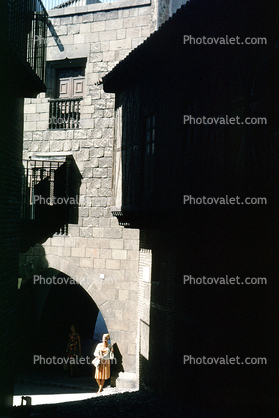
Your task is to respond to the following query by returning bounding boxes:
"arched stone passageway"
[19,242,139,388]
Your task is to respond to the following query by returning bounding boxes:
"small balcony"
[49,98,82,129]
[21,155,81,252]
[1,0,48,96]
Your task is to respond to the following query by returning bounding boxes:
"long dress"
[67,333,80,359]
[94,343,112,380]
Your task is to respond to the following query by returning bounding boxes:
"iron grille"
[7,0,47,82]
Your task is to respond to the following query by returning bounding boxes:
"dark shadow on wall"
[109,343,124,387]
[17,259,100,376]
[47,20,64,52]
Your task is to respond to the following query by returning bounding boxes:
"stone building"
[0,0,47,409]
[21,0,179,390]
[103,0,278,414]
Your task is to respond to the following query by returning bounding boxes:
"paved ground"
[0,368,253,418]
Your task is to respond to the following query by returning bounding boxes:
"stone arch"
[45,253,117,339]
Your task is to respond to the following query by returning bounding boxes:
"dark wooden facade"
[0,0,47,409]
[104,0,278,414]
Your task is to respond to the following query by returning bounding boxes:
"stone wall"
[22,0,165,388]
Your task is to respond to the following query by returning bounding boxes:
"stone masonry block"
[100,41,110,52]
[64,237,76,247]
[85,32,100,43]
[36,103,49,113]
[109,239,124,250]
[55,34,74,45]
[71,247,85,257]
[55,26,67,36]
[73,15,82,24]
[102,50,116,61]
[92,110,104,118]
[94,259,106,269]
[115,49,130,61]
[60,16,73,24]
[75,237,87,247]
[118,9,130,18]
[93,62,108,72]
[49,141,63,152]
[105,19,123,30]
[119,290,129,301]
[126,27,141,38]
[104,228,122,239]
[93,168,108,177]
[121,260,138,270]
[111,319,130,331]
[110,218,120,228]
[127,250,139,260]
[94,10,118,22]
[110,38,132,50]
[123,229,139,239]
[99,248,112,259]
[80,23,91,33]
[102,178,112,189]
[89,207,104,217]
[91,52,103,62]
[100,30,117,41]
[122,331,137,344]
[93,228,104,238]
[105,259,121,270]
[112,249,127,260]
[130,8,140,18]
[127,343,137,356]
[98,157,112,167]
[90,148,104,158]
[91,197,107,206]
[91,21,106,32]
[82,13,94,22]
[25,104,37,113]
[53,130,66,139]
[98,218,110,228]
[97,238,110,248]
[33,131,43,140]
[86,248,99,258]
[132,37,144,49]
[79,227,93,238]
[68,25,80,35]
[24,113,40,122]
[141,25,151,38]
[73,34,85,44]
[80,258,93,268]
[80,119,94,129]
[90,42,101,53]
[73,130,87,139]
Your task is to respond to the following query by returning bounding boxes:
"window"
[143,114,155,193]
[49,67,84,129]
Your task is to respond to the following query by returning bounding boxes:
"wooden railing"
[49,97,82,129]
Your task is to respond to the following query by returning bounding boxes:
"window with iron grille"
[49,67,84,129]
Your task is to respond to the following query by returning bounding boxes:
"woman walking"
[93,333,114,393]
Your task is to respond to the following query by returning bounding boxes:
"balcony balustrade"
[49,98,82,129]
